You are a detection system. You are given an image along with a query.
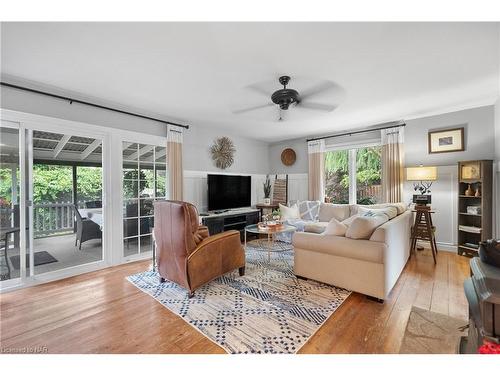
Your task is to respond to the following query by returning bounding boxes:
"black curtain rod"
[306,121,405,142]
[1,82,190,130]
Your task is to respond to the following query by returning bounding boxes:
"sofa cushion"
[318,203,351,222]
[323,218,347,236]
[298,200,320,221]
[351,202,407,216]
[345,214,389,240]
[304,222,328,234]
[279,203,300,220]
[293,232,385,264]
[358,206,398,220]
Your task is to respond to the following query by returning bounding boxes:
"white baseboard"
[416,240,457,253]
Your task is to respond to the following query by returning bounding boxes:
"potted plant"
[263,175,271,205]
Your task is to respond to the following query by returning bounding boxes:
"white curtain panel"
[167,125,184,201]
[381,127,405,203]
[307,139,325,202]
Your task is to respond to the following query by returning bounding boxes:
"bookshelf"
[457,160,493,256]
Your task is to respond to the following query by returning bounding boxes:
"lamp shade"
[406,166,437,181]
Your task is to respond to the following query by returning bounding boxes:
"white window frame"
[324,141,382,205]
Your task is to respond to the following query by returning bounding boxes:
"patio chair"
[74,205,102,250]
[85,200,102,208]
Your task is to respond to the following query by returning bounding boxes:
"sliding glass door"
[0,122,21,283]
[30,130,104,275]
[0,119,107,287]
[122,142,167,258]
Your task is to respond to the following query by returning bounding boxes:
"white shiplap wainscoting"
[286,173,309,203]
[404,165,458,252]
[183,170,267,213]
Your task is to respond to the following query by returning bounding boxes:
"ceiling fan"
[232,75,342,120]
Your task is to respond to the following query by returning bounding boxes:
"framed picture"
[428,127,464,154]
[461,162,481,180]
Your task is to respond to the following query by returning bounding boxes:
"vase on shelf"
[465,184,474,196]
[475,187,481,197]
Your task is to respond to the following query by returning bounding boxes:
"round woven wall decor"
[281,148,296,166]
[210,136,235,169]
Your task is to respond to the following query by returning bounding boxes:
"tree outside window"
[324,146,382,204]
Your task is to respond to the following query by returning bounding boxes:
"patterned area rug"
[127,242,350,354]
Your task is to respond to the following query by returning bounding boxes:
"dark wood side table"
[256,203,280,221]
[410,206,438,264]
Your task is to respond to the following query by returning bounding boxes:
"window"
[355,146,382,204]
[324,146,382,204]
[324,150,349,204]
[122,142,167,257]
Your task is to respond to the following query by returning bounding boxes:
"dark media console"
[201,209,259,240]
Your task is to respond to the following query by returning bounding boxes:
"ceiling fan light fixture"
[271,76,300,111]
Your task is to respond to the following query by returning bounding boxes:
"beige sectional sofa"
[292,203,412,301]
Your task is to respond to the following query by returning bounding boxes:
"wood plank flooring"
[0,248,470,354]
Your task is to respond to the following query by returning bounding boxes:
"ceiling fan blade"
[232,102,274,114]
[299,102,337,112]
[246,83,270,97]
[300,81,340,100]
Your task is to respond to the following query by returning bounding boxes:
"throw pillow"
[342,214,359,227]
[354,202,407,215]
[358,206,398,220]
[279,203,300,220]
[318,203,351,222]
[304,222,328,234]
[345,214,389,240]
[323,217,348,236]
[298,200,321,221]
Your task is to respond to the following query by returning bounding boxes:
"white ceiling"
[1,22,499,142]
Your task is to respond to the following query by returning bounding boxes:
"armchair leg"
[238,266,245,276]
[188,291,195,298]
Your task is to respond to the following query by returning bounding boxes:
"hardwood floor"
[0,248,470,354]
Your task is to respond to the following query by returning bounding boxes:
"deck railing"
[33,202,86,238]
[0,202,90,242]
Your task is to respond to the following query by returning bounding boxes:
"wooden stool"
[410,206,438,264]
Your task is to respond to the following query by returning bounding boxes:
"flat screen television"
[207,174,251,211]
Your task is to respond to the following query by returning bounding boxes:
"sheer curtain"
[307,139,325,201]
[381,127,404,203]
[167,125,184,201]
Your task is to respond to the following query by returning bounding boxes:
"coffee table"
[244,223,296,261]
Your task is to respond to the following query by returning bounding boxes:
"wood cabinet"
[201,209,260,241]
[457,160,493,256]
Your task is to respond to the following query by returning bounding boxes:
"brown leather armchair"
[154,200,245,297]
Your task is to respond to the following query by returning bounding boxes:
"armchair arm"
[188,230,240,260]
[187,230,245,292]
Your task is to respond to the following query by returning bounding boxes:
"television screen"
[208,174,251,211]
